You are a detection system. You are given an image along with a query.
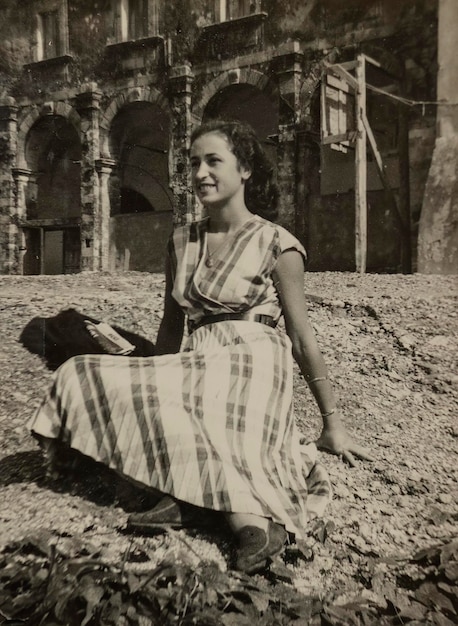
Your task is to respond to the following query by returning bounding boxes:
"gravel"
[0,270,457,598]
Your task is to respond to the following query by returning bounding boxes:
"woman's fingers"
[343,450,356,467]
[347,443,375,462]
[317,438,375,464]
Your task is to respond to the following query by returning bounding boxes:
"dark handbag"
[19,308,156,370]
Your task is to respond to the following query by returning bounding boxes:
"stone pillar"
[418,0,458,273]
[168,63,194,225]
[0,99,18,274]
[75,88,102,271]
[295,130,320,251]
[95,158,116,270]
[271,42,304,234]
[13,168,36,274]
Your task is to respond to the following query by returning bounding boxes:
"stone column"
[0,99,18,274]
[95,158,116,270]
[168,63,194,225]
[271,42,304,234]
[295,130,320,251]
[13,168,37,274]
[418,0,458,273]
[75,88,102,271]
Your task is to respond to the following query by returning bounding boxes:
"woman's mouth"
[198,183,216,193]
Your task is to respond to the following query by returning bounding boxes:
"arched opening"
[202,83,278,170]
[23,116,82,275]
[108,101,173,271]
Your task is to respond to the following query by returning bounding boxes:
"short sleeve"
[276,226,307,268]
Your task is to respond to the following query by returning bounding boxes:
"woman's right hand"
[316,421,374,467]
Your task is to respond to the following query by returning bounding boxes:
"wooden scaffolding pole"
[355,54,367,274]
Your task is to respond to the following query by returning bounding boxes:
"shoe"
[127,495,186,532]
[235,521,288,574]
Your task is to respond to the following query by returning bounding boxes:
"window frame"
[214,0,261,23]
[34,1,69,63]
[113,0,161,43]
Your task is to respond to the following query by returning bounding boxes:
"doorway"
[23,227,81,275]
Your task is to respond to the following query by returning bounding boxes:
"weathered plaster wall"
[109,210,173,272]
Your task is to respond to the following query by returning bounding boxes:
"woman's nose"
[195,162,209,179]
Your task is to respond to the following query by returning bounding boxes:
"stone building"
[0,0,455,275]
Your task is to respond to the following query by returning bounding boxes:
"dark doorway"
[22,227,81,275]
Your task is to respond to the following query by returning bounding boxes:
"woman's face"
[190,131,251,208]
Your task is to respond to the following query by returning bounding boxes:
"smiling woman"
[29,119,372,575]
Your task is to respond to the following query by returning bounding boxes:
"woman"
[30,119,371,574]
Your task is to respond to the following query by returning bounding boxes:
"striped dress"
[30,215,331,538]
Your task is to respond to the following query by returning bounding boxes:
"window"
[127,0,148,39]
[114,0,161,42]
[34,2,69,63]
[215,0,260,22]
[38,11,60,60]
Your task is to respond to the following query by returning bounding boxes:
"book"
[85,320,135,355]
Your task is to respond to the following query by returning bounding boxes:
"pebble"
[355,489,370,500]
[398,334,416,349]
[333,484,351,498]
[427,335,450,347]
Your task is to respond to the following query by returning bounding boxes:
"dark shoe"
[235,521,288,574]
[127,495,185,532]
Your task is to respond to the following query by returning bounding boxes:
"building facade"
[0,0,454,275]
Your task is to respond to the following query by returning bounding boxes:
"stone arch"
[16,101,81,170]
[192,68,277,127]
[99,86,174,273]
[100,85,170,159]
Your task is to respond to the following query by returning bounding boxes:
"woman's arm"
[273,250,373,466]
[155,255,185,355]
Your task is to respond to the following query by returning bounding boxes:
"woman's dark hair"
[191,119,279,222]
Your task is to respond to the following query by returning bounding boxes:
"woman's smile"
[198,182,217,193]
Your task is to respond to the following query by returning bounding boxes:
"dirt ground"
[0,270,457,610]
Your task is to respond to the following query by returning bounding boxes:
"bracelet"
[321,408,337,418]
[307,376,328,384]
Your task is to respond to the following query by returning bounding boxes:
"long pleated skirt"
[30,320,331,538]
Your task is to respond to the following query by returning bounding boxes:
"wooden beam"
[337,60,358,71]
[39,228,45,275]
[361,112,384,173]
[324,61,358,90]
[322,131,357,145]
[361,111,407,233]
[320,75,328,139]
[355,54,367,274]
[362,53,381,68]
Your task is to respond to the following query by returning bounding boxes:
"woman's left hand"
[316,424,374,467]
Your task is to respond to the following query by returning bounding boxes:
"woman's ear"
[241,167,252,181]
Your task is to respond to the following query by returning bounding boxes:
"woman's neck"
[206,205,253,234]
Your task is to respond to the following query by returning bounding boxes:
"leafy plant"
[0,531,324,626]
[0,531,456,626]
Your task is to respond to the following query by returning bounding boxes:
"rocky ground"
[0,271,457,623]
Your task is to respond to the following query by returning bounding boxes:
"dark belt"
[188,312,277,334]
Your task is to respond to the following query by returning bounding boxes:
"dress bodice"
[169,215,306,326]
